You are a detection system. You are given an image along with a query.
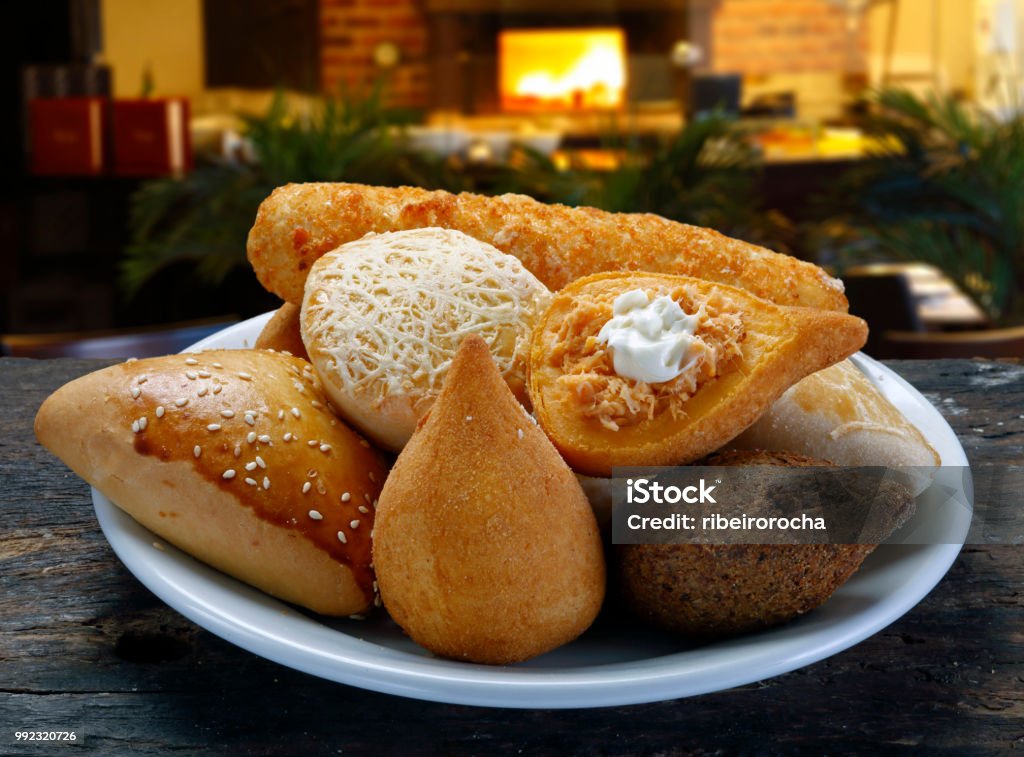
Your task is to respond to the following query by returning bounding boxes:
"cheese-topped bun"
[302,227,552,451]
[35,349,389,616]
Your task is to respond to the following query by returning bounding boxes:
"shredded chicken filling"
[550,286,745,431]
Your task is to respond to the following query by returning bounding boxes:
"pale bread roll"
[302,227,552,451]
[35,349,388,616]
[255,302,308,360]
[732,360,940,474]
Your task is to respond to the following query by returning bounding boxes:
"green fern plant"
[843,88,1024,324]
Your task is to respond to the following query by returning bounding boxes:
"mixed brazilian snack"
[36,182,937,666]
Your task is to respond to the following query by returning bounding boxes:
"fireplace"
[424,1,708,115]
[499,27,626,111]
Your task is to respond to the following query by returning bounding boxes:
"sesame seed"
[316,481,326,495]
[197,370,211,378]
[233,445,241,458]
[358,505,369,514]
[212,385,222,394]
[244,414,256,426]
[302,482,312,494]
[207,423,221,432]
[131,420,140,433]
[368,472,376,483]
[186,371,198,380]
[337,531,348,544]
[374,596,382,608]
[364,492,371,503]
[278,409,285,420]
[212,362,223,369]
[308,470,318,478]
[350,519,361,529]
[125,357,138,363]
[130,386,141,399]
[281,350,292,357]
[222,469,236,480]
[193,445,201,458]
[341,492,351,502]
[247,432,257,444]
[137,376,148,384]
[197,386,209,397]
[359,440,370,448]
[311,400,323,409]
[138,417,148,431]
[258,434,271,443]
[372,498,378,508]
[255,456,266,469]
[308,510,323,520]
[185,358,198,365]
[262,477,270,490]
[175,398,188,407]
[291,407,301,418]
[319,444,331,453]
[283,433,293,442]
[245,477,257,486]
[308,440,318,447]
[245,462,257,471]
[517,428,524,440]
[220,409,235,418]
[465,415,473,422]
[156,406,165,418]
[238,372,252,381]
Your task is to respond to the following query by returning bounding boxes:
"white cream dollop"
[595,289,701,383]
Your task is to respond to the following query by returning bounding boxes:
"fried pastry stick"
[246,182,848,311]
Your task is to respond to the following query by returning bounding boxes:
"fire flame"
[500,28,626,111]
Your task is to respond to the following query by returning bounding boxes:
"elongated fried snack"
[529,272,867,476]
[246,182,848,311]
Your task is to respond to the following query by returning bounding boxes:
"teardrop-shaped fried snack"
[372,335,606,664]
[529,272,868,476]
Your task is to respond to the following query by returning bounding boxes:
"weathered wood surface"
[1,357,1022,755]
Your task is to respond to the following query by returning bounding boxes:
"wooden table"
[2,357,1022,754]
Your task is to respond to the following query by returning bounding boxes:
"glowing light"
[500,28,627,111]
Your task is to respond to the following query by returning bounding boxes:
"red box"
[111,98,192,177]
[28,97,106,176]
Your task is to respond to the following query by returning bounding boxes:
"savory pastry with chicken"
[529,272,868,476]
[373,335,605,664]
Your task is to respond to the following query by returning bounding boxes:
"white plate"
[92,312,971,708]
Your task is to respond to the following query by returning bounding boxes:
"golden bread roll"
[529,272,867,476]
[301,227,551,451]
[732,359,940,472]
[35,349,388,616]
[373,336,605,664]
[254,302,309,360]
[246,182,848,311]
[618,450,876,636]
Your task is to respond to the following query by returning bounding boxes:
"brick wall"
[318,0,868,110]
[712,0,868,75]
[319,0,429,108]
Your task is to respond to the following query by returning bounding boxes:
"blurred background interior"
[2,0,1024,358]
